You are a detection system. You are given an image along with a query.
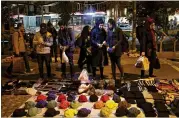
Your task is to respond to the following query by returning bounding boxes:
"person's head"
[108,19,116,30]
[81,25,90,38]
[47,21,53,29]
[58,20,66,30]
[96,19,104,30]
[17,23,25,33]
[145,17,155,30]
[40,23,47,34]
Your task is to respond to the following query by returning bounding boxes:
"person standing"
[5,23,31,77]
[90,19,106,80]
[105,19,124,86]
[140,17,158,78]
[58,21,75,79]
[47,21,58,62]
[33,23,53,82]
[77,25,92,73]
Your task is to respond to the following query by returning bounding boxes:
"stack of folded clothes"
[132,91,146,104]
[123,91,136,104]
[154,101,170,117]
[138,102,157,117]
[129,81,141,92]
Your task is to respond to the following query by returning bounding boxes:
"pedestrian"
[77,25,92,73]
[58,20,75,79]
[140,17,158,78]
[90,19,107,80]
[5,23,32,78]
[33,23,53,82]
[47,21,58,62]
[105,19,124,86]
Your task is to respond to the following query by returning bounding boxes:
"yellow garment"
[64,109,77,118]
[100,107,112,117]
[105,100,118,110]
[142,56,150,71]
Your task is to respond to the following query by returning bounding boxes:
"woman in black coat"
[90,19,107,80]
[77,25,92,73]
[140,18,158,78]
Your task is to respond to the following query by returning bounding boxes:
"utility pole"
[132,1,136,51]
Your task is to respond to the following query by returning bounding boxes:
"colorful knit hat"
[100,107,112,117]
[47,93,56,101]
[59,100,70,109]
[36,94,47,102]
[64,108,78,118]
[70,101,81,109]
[100,94,110,103]
[36,100,47,108]
[44,108,60,117]
[77,108,91,117]
[94,101,105,109]
[47,100,57,108]
[113,94,121,103]
[89,94,98,102]
[24,101,36,109]
[78,95,88,102]
[57,94,66,102]
[105,100,118,110]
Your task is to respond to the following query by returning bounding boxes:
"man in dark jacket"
[90,19,106,80]
[105,19,124,86]
[58,21,75,79]
[47,21,58,62]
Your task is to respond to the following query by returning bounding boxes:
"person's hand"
[141,52,145,56]
[15,52,20,57]
[107,47,109,51]
[98,44,102,48]
[60,46,63,50]
[102,41,107,46]
[112,46,115,50]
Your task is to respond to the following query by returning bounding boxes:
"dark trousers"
[141,50,157,77]
[50,44,57,61]
[60,51,74,78]
[109,54,124,80]
[37,54,51,79]
[6,52,30,74]
[78,48,92,73]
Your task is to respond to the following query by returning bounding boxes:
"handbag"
[12,57,25,73]
[154,57,160,69]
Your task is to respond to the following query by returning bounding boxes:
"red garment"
[58,94,67,102]
[100,95,110,103]
[78,95,88,102]
[36,94,47,102]
[151,30,157,49]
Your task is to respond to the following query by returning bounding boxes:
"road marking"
[160,59,179,72]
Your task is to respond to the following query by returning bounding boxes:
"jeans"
[50,44,57,61]
[60,50,74,78]
[6,52,30,74]
[37,54,51,79]
[109,54,124,80]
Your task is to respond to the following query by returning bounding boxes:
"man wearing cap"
[90,19,107,80]
[33,23,53,82]
[58,21,75,79]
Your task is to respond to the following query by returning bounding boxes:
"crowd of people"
[5,17,161,87]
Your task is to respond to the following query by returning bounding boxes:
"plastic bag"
[135,56,149,70]
[135,56,144,68]
[62,51,69,64]
[142,56,150,70]
[78,69,89,81]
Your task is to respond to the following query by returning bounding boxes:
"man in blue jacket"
[105,19,124,87]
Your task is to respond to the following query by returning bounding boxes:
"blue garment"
[107,29,114,48]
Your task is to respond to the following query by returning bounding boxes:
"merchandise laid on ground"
[2,77,179,117]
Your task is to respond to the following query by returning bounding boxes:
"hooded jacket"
[91,19,106,52]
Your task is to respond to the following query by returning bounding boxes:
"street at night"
[1,1,179,117]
